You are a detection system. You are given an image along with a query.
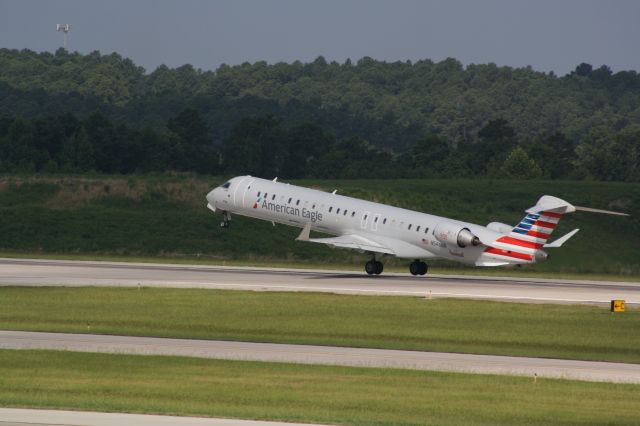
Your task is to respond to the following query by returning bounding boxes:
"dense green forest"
[0,48,639,180]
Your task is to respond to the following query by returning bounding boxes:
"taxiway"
[2,330,639,383]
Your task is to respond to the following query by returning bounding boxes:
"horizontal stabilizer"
[526,195,575,215]
[575,206,629,216]
[544,228,579,248]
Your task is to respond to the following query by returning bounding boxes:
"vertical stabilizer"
[509,195,575,246]
[483,195,575,264]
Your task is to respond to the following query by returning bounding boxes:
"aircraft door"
[241,179,255,208]
[232,177,249,208]
[361,211,370,230]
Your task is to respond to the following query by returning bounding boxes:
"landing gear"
[365,259,384,275]
[409,260,428,276]
[220,211,231,228]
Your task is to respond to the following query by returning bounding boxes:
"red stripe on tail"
[534,220,557,229]
[484,247,533,261]
[496,236,544,250]
[542,211,563,219]
[527,230,550,239]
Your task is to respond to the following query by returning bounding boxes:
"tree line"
[1,110,637,181]
[0,48,639,181]
[1,48,640,152]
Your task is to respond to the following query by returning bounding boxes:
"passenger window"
[343,210,348,216]
[336,208,340,214]
[417,226,421,232]
[364,214,368,220]
[257,191,261,197]
[408,224,412,230]
[351,211,356,217]
[312,204,316,209]
[296,200,300,206]
[272,194,276,200]
[383,218,387,224]
[288,197,292,203]
[329,207,333,212]
[374,216,378,223]
[264,193,268,199]
[425,227,429,234]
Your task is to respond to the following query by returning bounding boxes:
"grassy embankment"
[1,350,639,426]
[2,287,639,363]
[0,174,638,277]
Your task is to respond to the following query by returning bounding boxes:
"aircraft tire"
[409,261,420,276]
[374,261,383,275]
[418,261,428,275]
[365,260,377,275]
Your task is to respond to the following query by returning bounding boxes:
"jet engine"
[434,222,481,248]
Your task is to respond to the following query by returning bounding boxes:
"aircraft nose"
[206,189,217,206]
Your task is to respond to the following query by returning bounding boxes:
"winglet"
[544,229,579,248]
[296,222,312,241]
[526,195,576,214]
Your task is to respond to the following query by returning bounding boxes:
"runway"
[2,330,640,384]
[0,408,329,426]
[0,258,639,304]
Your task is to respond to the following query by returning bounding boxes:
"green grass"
[0,175,639,275]
[2,287,639,363]
[1,349,638,426]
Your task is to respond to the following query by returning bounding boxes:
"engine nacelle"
[434,222,481,248]
[487,222,513,235]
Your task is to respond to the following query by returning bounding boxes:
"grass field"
[2,287,639,363]
[1,349,638,426]
[0,175,639,276]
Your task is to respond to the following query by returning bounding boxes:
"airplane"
[206,176,628,275]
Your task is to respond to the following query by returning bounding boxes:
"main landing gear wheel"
[409,260,428,276]
[365,260,384,275]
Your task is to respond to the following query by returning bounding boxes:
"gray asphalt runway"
[0,408,329,426]
[2,330,639,384]
[1,258,639,304]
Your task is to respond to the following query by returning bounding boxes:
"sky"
[1,0,639,75]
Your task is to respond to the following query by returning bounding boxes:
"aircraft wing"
[296,223,393,254]
[308,234,395,255]
[296,223,437,258]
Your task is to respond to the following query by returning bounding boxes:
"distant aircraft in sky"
[206,176,627,275]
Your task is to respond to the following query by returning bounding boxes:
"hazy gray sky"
[1,0,639,75]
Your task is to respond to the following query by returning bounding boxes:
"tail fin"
[509,195,575,246]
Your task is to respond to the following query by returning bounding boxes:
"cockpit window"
[221,181,231,189]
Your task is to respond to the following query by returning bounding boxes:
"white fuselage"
[206,176,529,266]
